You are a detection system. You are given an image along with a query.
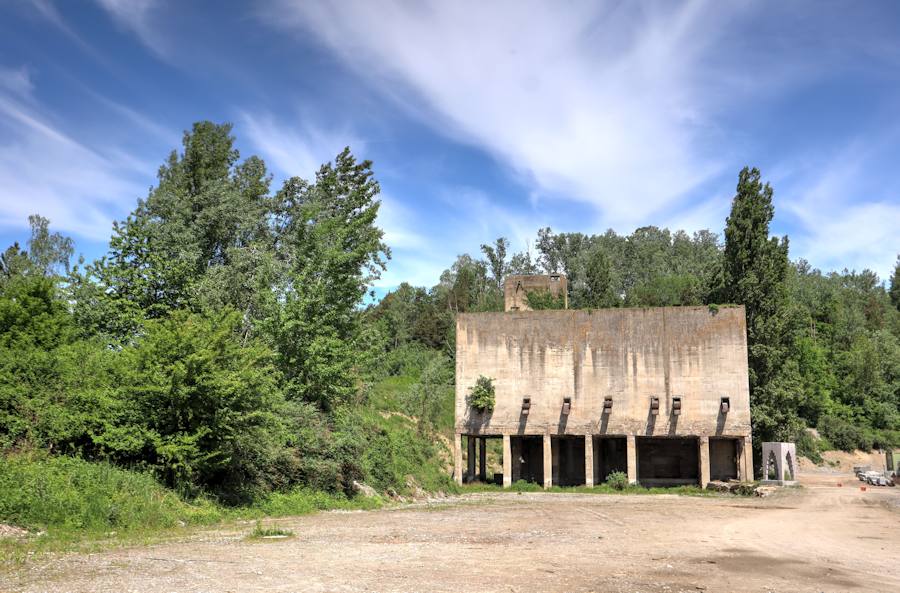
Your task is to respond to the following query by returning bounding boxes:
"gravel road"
[4,472,899,592]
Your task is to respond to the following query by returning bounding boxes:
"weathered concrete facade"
[504,274,568,311]
[454,305,753,488]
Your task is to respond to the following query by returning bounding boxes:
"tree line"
[0,122,447,504]
[2,121,898,501]
[372,168,900,458]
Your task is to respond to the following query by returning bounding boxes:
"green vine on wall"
[468,375,496,413]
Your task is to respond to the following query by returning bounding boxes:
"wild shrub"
[605,471,628,491]
[794,430,824,464]
[818,415,865,452]
[524,288,566,310]
[468,375,496,413]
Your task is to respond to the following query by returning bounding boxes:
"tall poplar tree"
[721,167,799,447]
[889,255,900,311]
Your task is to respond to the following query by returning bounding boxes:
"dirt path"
[4,473,900,592]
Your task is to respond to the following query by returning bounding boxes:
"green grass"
[460,480,718,496]
[0,453,224,534]
[244,520,295,539]
[0,452,387,566]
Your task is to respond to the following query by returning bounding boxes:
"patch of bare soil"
[4,475,900,592]
[798,450,891,474]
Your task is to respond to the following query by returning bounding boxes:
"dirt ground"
[3,468,900,593]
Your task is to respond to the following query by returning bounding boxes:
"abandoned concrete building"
[454,275,753,489]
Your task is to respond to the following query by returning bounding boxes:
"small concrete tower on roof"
[504,274,567,311]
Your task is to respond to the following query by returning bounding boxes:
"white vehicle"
[864,472,889,486]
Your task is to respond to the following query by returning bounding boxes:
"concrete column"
[502,434,512,488]
[626,435,637,483]
[543,433,552,490]
[479,438,486,482]
[454,433,463,485]
[585,435,594,487]
[699,436,710,489]
[467,435,476,483]
[743,436,754,481]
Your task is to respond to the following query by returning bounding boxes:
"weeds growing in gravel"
[245,520,294,539]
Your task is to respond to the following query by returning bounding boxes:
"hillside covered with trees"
[2,122,899,534]
[372,171,900,459]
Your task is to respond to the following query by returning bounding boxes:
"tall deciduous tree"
[480,237,510,291]
[26,215,74,279]
[582,247,618,308]
[77,122,275,339]
[721,167,799,446]
[264,148,390,411]
[890,255,900,311]
[1,216,74,291]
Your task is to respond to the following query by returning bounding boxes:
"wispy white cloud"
[0,64,147,241]
[93,0,167,56]
[263,0,900,282]
[0,64,34,98]
[793,202,900,280]
[783,130,900,279]
[262,0,741,228]
[238,112,366,182]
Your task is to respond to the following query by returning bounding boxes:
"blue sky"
[2,0,900,301]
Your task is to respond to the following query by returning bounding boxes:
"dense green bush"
[816,415,900,452]
[467,375,496,413]
[524,288,566,310]
[605,471,629,491]
[794,430,824,464]
[818,415,866,452]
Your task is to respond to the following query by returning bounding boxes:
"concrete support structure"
[742,436,754,481]
[454,433,463,486]
[455,300,753,490]
[479,438,486,482]
[626,436,637,484]
[699,436,710,489]
[761,442,799,486]
[543,434,552,490]
[584,434,594,487]
[502,435,512,488]
[467,436,476,483]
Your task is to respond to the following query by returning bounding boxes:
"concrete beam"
[699,436,710,489]
[743,435,754,481]
[502,434,511,488]
[467,435,476,483]
[454,433,463,485]
[543,433,552,490]
[479,438,486,482]
[626,435,637,483]
[585,435,594,487]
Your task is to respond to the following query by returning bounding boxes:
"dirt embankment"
[797,449,893,475]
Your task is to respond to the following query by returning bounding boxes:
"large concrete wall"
[455,306,751,438]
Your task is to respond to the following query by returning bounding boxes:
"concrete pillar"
[502,434,512,488]
[585,435,594,487]
[467,435,476,483]
[479,438,486,482]
[743,436,754,481]
[699,436,710,489]
[626,435,637,484]
[543,433,552,490]
[454,433,463,485]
